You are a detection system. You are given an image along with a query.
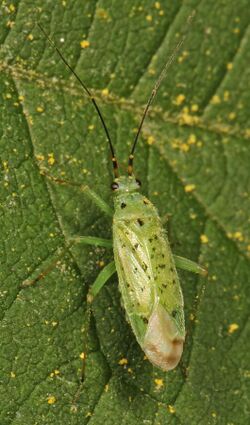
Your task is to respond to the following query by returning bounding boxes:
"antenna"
[38,23,119,178]
[127,10,196,176]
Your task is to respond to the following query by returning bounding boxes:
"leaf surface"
[0,1,249,424]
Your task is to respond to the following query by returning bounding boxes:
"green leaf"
[0,1,249,424]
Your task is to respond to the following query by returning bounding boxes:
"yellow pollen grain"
[98,260,105,268]
[187,134,197,145]
[105,384,109,392]
[154,2,161,9]
[27,34,34,41]
[52,321,58,327]
[180,111,199,126]
[147,136,155,145]
[80,352,85,360]
[88,124,95,131]
[159,10,164,16]
[9,4,16,12]
[191,104,199,112]
[200,234,209,244]
[6,20,15,28]
[47,396,57,405]
[174,94,185,105]
[36,154,45,161]
[36,106,44,113]
[18,95,24,101]
[227,62,233,70]
[118,358,128,365]
[3,160,9,170]
[146,15,153,22]
[228,323,239,334]
[228,112,236,121]
[48,153,55,165]
[97,8,109,20]
[6,93,12,99]
[234,231,243,241]
[85,412,92,418]
[168,405,176,414]
[101,88,109,96]
[184,184,196,193]
[223,91,230,101]
[154,378,164,388]
[180,143,189,152]
[211,412,217,418]
[189,313,195,321]
[148,68,156,75]
[80,40,90,49]
[190,212,197,219]
[10,371,16,378]
[211,95,221,104]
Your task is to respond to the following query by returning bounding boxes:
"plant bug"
[31,11,206,376]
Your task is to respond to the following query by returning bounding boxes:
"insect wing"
[113,201,185,370]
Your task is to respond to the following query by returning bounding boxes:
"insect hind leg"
[72,260,116,405]
[80,261,116,378]
[173,254,207,276]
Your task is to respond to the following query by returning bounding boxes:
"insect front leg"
[41,171,113,217]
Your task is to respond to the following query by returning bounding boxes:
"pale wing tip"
[143,303,185,371]
[144,338,184,371]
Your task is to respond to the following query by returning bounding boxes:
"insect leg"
[22,237,113,287]
[173,254,207,276]
[80,261,116,382]
[68,236,112,249]
[41,171,113,216]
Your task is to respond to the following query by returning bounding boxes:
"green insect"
[36,14,205,374]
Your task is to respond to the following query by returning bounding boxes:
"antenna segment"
[38,23,119,178]
[128,10,196,176]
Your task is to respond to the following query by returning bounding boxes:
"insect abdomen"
[113,192,185,370]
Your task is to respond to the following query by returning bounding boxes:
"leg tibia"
[68,236,112,249]
[173,254,207,276]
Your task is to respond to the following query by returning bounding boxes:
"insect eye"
[136,178,142,187]
[111,182,119,191]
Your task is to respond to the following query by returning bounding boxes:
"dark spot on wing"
[121,202,127,209]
